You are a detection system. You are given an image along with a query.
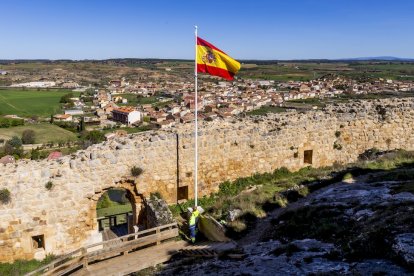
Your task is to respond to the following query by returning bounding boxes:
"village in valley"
[1,60,414,164]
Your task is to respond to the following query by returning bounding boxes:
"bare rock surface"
[159,168,414,275]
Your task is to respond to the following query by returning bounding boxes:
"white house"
[112,107,142,125]
[64,110,84,116]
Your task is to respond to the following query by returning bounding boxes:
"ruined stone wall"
[1,98,414,262]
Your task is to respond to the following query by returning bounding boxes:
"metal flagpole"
[194,25,198,207]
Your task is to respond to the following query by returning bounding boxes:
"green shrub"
[22,129,36,144]
[335,131,341,138]
[81,130,105,144]
[0,254,56,275]
[45,181,53,190]
[8,136,22,148]
[150,192,162,200]
[342,173,353,181]
[96,193,113,209]
[0,188,11,204]
[0,117,24,128]
[131,166,143,177]
[228,219,247,232]
[59,93,74,104]
[333,142,342,150]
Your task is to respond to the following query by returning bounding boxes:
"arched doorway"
[96,188,132,238]
[95,183,145,240]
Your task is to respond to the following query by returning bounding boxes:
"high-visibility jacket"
[189,210,200,226]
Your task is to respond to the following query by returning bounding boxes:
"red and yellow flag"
[196,37,241,80]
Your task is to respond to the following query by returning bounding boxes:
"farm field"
[0,123,78,144]
[237,61,414,81]
[0,89,77,117]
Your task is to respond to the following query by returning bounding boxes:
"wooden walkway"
[73,241,237,275]
[73,240,188,275]
[26,222,237,276]
[26,223,180,276]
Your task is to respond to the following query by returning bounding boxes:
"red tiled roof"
[48,151,62,160]
[112,107,136,114]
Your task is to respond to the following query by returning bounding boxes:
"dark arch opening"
[96,188,134,239]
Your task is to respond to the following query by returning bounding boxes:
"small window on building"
[304,150,313,165]
[32,235,45,250]
[177,186,189,201]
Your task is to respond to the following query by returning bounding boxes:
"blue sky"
[0,0,413,60]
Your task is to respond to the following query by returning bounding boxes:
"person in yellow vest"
[189,206,200,243]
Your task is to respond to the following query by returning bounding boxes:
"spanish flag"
[197,37,241,80]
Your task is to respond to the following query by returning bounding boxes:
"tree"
[82,130,105,144]
[59,93,74,104]
[50,114,54,124]
[3,136,23,158]
[78,117,85,132]
[8,136,22,148]
[22,130,36,144]
[96,193,112,209]
[30,148,40,160]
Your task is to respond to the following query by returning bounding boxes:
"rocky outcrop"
[160,239,409,275]
[159,165,414,274]
[145,197,175,228]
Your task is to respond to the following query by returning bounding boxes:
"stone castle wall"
[1,98,414,262]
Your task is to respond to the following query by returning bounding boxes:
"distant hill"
[1,57,414,65]
[339,56,414,61]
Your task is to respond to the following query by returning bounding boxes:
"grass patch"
[0,89,78,117]
[170,166,336,235]
[360,150,414,170]
[288,98,326,107]
[247,106,287,116]
[117,94,158,106]
[0,123,78,144]
[0,254,56,275]
[96,204,132,226]
[97,204,132,217]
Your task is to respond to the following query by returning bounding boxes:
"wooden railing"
[26,222,178,276]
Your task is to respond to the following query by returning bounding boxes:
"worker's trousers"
[189,224,197,239]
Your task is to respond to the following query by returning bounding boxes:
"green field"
[238,61,414,81]
[0,123,78,143]
[0,89,77,117]
[97,204,132,218]
[247,106,288,116]
[97,204,132,226]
